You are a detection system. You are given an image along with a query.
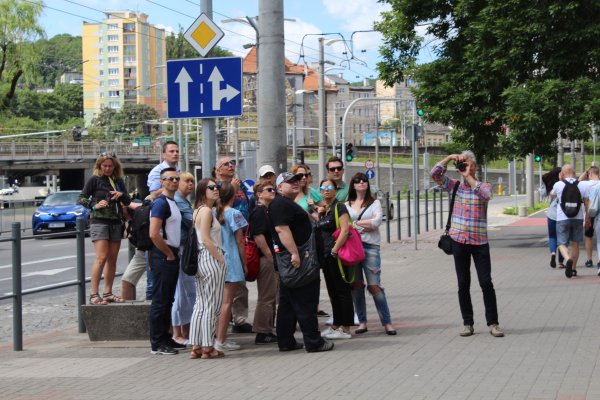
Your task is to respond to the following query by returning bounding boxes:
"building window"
[123,34,135,44]
[98,48,103,55]
[108,46,118,53]
[108,102,120,109]
[108,90,120,97]
[108,35,119,42]
[108,68,119,75]
[124,56,136,63]
[99,70,104,76]
[108,23,118,30]
[108,79,119,86]
[124,45,135,55]
[123,23,135,32]
[108,57,119,64]
[99,92,104,98]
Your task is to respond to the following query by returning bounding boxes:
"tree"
[37,34,83,87]
[0,0,44,112]
[92,104,159,137]
[375,0,600,161]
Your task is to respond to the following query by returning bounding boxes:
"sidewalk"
[2,200,600,400]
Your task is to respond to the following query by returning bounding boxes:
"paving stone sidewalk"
[1,202,600,400]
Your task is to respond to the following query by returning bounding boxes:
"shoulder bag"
[244,208,262,282]
[438,181,460,255]
[275,228,320,288]
[332,203,365,283]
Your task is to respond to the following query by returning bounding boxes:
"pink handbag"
[332,204,366,266]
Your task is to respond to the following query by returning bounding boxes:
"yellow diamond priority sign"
[184,13,224,57]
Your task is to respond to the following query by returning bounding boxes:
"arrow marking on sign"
[175,67,193,112]
[208,66,240,111]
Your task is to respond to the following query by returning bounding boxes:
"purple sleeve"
[430,163,457,193]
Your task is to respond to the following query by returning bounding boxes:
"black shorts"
[585,217,595,238]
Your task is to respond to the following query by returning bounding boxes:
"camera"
[456,161,467,172]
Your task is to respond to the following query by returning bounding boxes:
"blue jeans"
[148,247,179,350]
[351,243,392,325]
[547,218,564,263]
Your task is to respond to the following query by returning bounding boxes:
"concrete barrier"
[81,301,150,341]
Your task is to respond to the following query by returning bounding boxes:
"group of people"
[78,144,506,358]
[542,163,600,278]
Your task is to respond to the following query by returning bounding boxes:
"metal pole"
[375,134,380,189]
[385,192,391,243]
[396,190,401,240]
[76,217,86,333]
[201,0,217,177]
[433,189,437,230]
[12,222,22,351]
[317,37,326,182]
[407,189,411,238]
[234,117,239,168]
[416,189,421,234]
[411,104,418,249]
[425,188,429,232]
[184,119,190,173]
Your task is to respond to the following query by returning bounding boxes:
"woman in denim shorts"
[346,172,396,335]
[79,153,131,304]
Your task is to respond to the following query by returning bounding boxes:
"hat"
[258,165,275,177]
[276,172,301,186]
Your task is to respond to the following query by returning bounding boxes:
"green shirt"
[335,181,349,202]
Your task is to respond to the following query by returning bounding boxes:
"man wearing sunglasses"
[326,156,349,202]
[214,156,253,334]
[148,141,180,199]
[148,167,184,355]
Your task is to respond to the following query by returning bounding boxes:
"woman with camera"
[79,153,131,305]
[430,151,503,338]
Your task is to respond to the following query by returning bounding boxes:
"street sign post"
[167,57,243,119]
[366,169,375,179]
[365,159,375,170]
[184,13,224,57]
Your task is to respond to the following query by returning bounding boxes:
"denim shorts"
[90,223,123,242]
[557,219,583,246]
[357,243,382,287]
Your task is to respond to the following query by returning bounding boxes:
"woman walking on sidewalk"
[430,151,504,338]
[541,167,565,269]
[346,172,396,336]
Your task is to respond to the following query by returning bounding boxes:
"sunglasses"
[353,178,368,184]
[296,173,311,178]
[207,184,221,191]
[218,160,236,168]
[320,185,335,191]
[259,187,275,193]
[162,176,181,182]
[328,166,343,172]
[100,151,116,158]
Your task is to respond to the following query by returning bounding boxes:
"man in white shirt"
[577,166,600,269]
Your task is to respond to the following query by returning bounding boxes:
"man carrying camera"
[430,151,504,338]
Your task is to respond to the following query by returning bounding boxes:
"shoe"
[317,310,330,317]
[325,328,352,340]
[167,339,187,350]
[572,269,578,277]
[172,336,189,346]
[279,343,304,352]
[550,254,556,268]
[565,259,573,278]
[151,345,178,355]
[354,328,368,334]
[597,266,600,276]
[255,333,278,345]
[306,340,334,353]
[490,324,504,337]
[231,323,253,334]
[459,325,474,337]
[354,314,360,326]
[385,329,397,336]
[325,316,333,326]
[558,263,565,269]
[214,340,241,351]
[321,326,335,338]
[585,259,593,268]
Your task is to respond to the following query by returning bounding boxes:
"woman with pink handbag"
[316,179,355,340]
[346,173,397,336]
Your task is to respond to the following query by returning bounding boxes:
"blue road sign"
[167,57,242,119]
[366,169,375,179]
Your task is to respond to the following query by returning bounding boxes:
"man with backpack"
[551,164,585,278]
[577,166,600,271]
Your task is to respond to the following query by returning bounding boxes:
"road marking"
[0,248,128,270]
[41,241,69,247]
[0,267,74,282]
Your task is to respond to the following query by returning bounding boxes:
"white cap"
[258,165,275,177]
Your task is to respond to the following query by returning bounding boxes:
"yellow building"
[82,11,167,126]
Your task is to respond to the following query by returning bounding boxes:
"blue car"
[32,190,90,235]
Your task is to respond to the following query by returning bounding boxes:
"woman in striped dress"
[188,178,227,359]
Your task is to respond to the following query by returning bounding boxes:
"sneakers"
[550,254,556,268]
[597,266,600,276]
[585,259,593,268]
[321,326,335,338]
[317,310,330,317]
[325,328,352,340]
[459,325,474,337]
[324,316,333,326]
[490,324,504,337]
[167,339,187,350]
[306,340,335,353]
[151,345,178,355]
[279,343,304,352]
[255,333,278,345]
[565,259,574,278]
[231,323,253,334]
[214,340,241,351]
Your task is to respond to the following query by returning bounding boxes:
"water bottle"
[273,243,280,253]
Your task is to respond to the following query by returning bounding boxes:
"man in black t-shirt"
[269,172,334,353]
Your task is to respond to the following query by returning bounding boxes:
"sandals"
[103,292,125,303]
[89,293,107,305]
[190,347,225,359]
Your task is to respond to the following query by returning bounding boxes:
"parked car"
[371,186,394,220]
[0,187,15,195]
[32,190,90,235]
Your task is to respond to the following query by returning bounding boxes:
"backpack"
[128,196,170,251]
[560,179,583,218]
[181,210,199,276]
[587,185,600,218]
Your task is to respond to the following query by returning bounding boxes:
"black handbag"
[438,181,460,255]
[276,229,320,288]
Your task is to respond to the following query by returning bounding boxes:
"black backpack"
[128,197,170,251]
[560,179,583,218]
[181,211,199,276]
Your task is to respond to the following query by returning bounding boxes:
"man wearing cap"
[250,165,277,210]
[326,156,349,201]
[214,157,253,334]
[269,172,334,353]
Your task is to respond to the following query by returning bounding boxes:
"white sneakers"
[214,340,241,351]
[321,327,351,340]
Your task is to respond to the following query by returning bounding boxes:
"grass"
[503,202,548,216]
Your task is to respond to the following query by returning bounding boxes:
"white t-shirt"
[345,199,383,245]
[551,178,584,221]
[577,179,600,200]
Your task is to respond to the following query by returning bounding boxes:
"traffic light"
[346,143,354,162]
[295,150,305,165]
[72,126,82,141]
[534,154,541,162]
[335,144,342,159]
[416,99,425,117]
[143,123,151,137]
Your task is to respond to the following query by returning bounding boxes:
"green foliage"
[166,26,233,59]
[376,0,600,162]
[37,34,83,87]
[91,103,159,138]
[6,83,82,123]
[503,203,547,216]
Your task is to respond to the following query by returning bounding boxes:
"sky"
[39,0,407,82]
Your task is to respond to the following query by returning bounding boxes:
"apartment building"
[82,11,167,126]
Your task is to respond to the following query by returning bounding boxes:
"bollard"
[12,222,22,351]
[396,190,401,241]
[416,189,421,235]
[385,192,391,243]
[433,190,437,230]
[425,189,429,232]
[407,190,411,237]
[440,191,444,228]
[76,218,86,333]
[518,205,527,217]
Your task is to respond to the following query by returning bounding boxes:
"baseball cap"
[276,172,301,186]
[258,165,275,177]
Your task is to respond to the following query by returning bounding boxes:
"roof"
[242,46,305,75]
